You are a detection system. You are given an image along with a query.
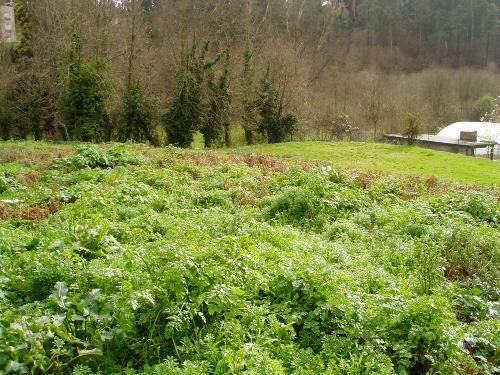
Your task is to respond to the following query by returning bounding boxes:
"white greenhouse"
[436,122,500,157]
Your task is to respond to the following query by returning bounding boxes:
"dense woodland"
[0,0,499,146]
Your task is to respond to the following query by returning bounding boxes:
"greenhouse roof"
[437,122,500,144]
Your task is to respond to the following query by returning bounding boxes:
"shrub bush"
[0,171,19,194]
[52,146,140,170]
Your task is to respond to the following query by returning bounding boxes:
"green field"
[234,141,500,186]
[0,142,499,374]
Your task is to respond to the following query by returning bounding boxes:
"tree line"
[1,0,297,146]
[0,0,499,146]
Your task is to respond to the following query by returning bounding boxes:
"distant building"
[0,1,16,43]
[384,122,500,159]
[436,122,500,157]
[437,122,500,145]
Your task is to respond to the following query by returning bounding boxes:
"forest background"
[0,0,499,147]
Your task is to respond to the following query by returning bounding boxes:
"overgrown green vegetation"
[0,142,498,374]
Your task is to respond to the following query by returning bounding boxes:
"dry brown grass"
[301,161,322,171]
[237,191,259,206]
[0,146,74,166]
[183,150,287,173]
[183,151,223,167]
[17,171,42,187]
[425,175,440,189]
[229,153,287,172]
[0,200,60,220]
[354,171,382,189]
[445,265,471,284]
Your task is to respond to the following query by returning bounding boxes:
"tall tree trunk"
[224,123,231,147]
[244,129,254,145]
[389,23,393,51]
[485,32,490,64]
[470,0,474,50]
[418,22,422,52]
[127,0,137,88]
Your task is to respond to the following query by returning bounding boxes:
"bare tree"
[363,73,384,141]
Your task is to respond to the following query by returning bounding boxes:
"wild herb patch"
[0,171,19,194]
[52,146,141,170]
[0,143,498,374]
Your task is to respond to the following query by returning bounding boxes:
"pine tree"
[221,54,232,148]
[6,0,46,140]
[200,71,223,148]
[201,53,232,148]
[163,77,197,147]
[115,0,155,144]
[0,96,12,140]
[58,34,110,142]
[257,68,279,143]
[118,81,155,144]
[241,39,259,145]
[257,68,297,144]
[5,71,44,140]
[163,40,222,148]
[13,0,33,60]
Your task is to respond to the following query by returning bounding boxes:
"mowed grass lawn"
[234,141,500,186]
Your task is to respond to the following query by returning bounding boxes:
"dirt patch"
[0,200,60,220]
